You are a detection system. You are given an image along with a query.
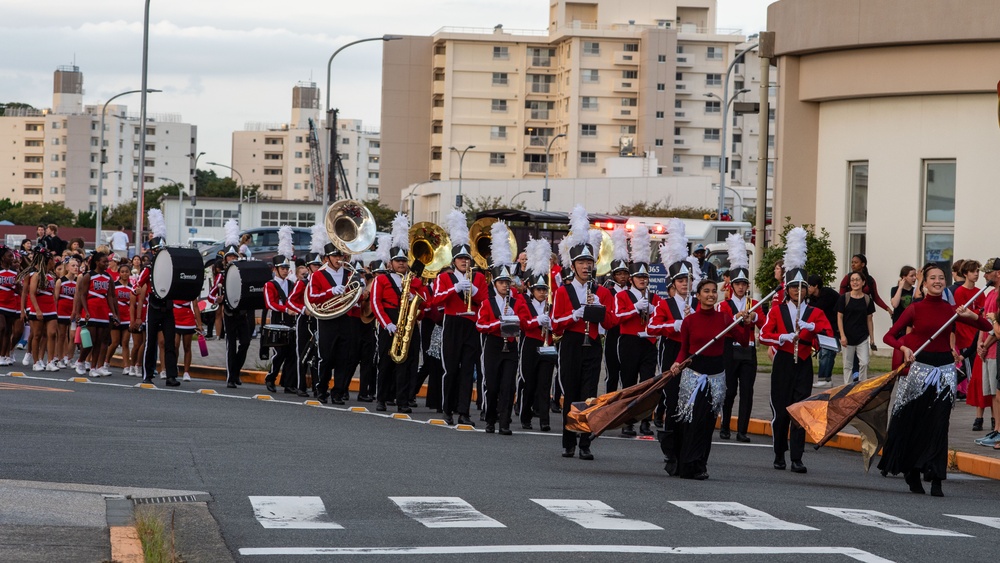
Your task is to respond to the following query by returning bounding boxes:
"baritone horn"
[303,199,376,319]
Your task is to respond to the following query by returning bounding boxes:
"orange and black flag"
[787,367,904,471]
[567,371,679,437]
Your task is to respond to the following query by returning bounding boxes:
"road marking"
[0,381,72,392]
[670,501,816,531]
[238,544,894,561]
[389,497,505,528]
[531,499,662,530]
[249,496,343,529]
[809,507,970,537]
[944,514,1000,529]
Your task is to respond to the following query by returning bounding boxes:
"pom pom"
[662,218,688,268]
[783,227,808,271]
[525,237,550,276]
[558,236,572,270]
[610,225,628,263]
[489,220,512,268]
[224,219,240,247]
[630,224,651,265]
[309,223,329,255]
[375,233,392,265]
[568,205,591,247]
[444,210,469,247]
[726,232,749,272]
[147,208,167,239]
[391,213,410,252]
[277,225,294,260]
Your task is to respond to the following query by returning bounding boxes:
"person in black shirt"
[692,244,720,283]
[890,266,918,324]
[836,272,876,384]
[807,274,839,387]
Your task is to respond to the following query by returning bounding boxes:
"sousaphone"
[469,217,517,272]
[304,199,376,319]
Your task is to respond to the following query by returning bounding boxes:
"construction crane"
[307,118,326,201]
[309,114,354,202]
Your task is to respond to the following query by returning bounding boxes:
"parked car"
[200,227,313,266]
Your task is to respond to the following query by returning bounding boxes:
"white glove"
[777,333,796,345]
[470,283,479,296]
[332,285,347,295]
[799,321,815,332]
[672,320,683,332]
[537,313,551,328]
[455,279,472,292]
[635,298,649,312]
[647,302,657,314]
[386,323,397,334]
[572,306,586,321]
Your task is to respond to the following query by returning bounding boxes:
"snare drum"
[224,260,270,311]
[152,247,205,301]
[260,324,294,348]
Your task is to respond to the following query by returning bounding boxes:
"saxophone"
[389,271,423,364]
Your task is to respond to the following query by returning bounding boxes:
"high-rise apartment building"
[231,82,381,202]
[0,66,198,213]
[381,0,773,210]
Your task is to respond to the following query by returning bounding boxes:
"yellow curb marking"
[0,382,72,392]
[304,400,321,406]
[136,383,156,389]
[392,413,410,420]
[456,424,475,431]
[253,394,273,400]
[69,377,90,383]
[198,389,217,394]
[9,371,25,377]
[109,525,144,563]
[429,419,447,425]
[350,406,368,413]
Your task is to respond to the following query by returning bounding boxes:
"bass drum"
[224,260,270,311]
[152,247,205,301]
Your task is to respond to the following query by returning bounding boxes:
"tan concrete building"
[381,0,765,210]
[767,0,1000,340]
[231,82,381,202]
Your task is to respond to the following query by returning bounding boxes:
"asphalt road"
[2,371,998,563]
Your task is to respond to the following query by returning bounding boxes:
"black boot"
[639,420,653,436]
[905,470,925,494]
[973,418,984,431]
[930,479,944,497]
[718,427,731,440]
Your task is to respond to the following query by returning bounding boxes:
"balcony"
[675,81,693,96]
[614,107,637,120]
[433,80,445,95]
[433,53,446,69]
[431,133,443,147]
[432,106,444,121]
[613,51,639,66]
[673,137,689,150]
[430,160,442,175]
[528,109,551,121]
[676,53,696,67]
[730,169,743,184]
[529,82,552,94]
[527,162,548,174]
[613,80,637,93]
[529,56,552,68]
[528,135,548,147]
[674,110,689,122]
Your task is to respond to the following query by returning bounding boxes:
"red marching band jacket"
[308,266,362,318]
[614,287,662,344]
[429,270,488,317]
[760,301,834,360]
[476,290,530,341]
[206,272,223,305]
[263,278,290,315]
[370,272,428,328]
[519,294,551,342]
[647,294,696,342]
[287,278,306,315]
[551,279,617,339]
[716,296,766,341]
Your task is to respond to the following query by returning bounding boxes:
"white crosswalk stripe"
[249,496,343,529]
[670,501,817,531]
[809,507,971,537]
[389,496,506,528]
[531,499,662,530]
[944,514,1000,529]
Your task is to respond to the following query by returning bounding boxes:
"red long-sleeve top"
[953,285,985,349]
[264,277,293,314]
[883,293,990,354]
[308,266,361,318]
[716,296,766,338]
[429,270,488,317]
[370,272,427,328]
[551,278,617,339]
[287,279,306,315]
[647,294,695,341]
[206,272,223,305]
[760,301,834,360]
[614,288,661,343]
[476,289,530,340]
[519,294,550,342]
[675,307,749,364]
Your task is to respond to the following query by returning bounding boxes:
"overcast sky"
[1,0,772,178]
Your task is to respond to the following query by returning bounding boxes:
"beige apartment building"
[231,82,381,202]
[381,0,772,210]
[0,66,198,213]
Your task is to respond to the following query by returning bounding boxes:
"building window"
[294,182,302,190]
[583,42,600,56]
[581,124,597,137]
[655,139,664,147]
[294,167,303,174]
[341,138,350,145]
[489,152,506,165]
[492,72,508,86]
[294,151,303,158]
[582,69,599,83]
[767,135,774,147]
[622,70,637,79]
[621,98,637,107]
[706,73,722,86]
[259,211,317,228]
[620,125,636,134]
[581,97,598,110]
[493,46,509,60]
[702,156,720,169]
[491,99,508,112]
[369,155,379,164]
[707,47,723,60]
[368,172,380,179]
[656,83,665,91]
[921,160,956,279]
[294,136,303,143]
[769,108,776,121]
[658,55,666,63]
[847,161,869,262]
[580,152,596,164]
[624,43,639,52]
[704,128,720,141]
[490,126,507,140]
[705,101,721,114]
[655,111,664,119]
[185,208,240,228]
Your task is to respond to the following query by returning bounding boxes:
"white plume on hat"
[610,225,628,263]
[568,204,591,247]
[783,227,808,271]
[147,208,167,239]
[391,212,410,252]
[726,232,749,271]
[687,255,703,283]
[309,223,329,255]
[525,237,550,276]
[661,218,688,268]
[277,225,294,260]
[558,236,572,269]
[375,233,392,265]
[224,218,240,247]
[489,220,512,268]
[588,229,604,258]
[444,209,469,247]
[630,224,651,265]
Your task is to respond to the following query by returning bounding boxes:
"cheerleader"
[0,247,21,366]
[173,297,203,382]
[880,263,990,497]
[53,257,79,368]
[668,277,751,479]
[128,266,147,377]
[23,251,59,371]
[104,264,133,376]
[72,252,119,377]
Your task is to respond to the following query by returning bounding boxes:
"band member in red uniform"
[105,263,133,376]
[73,251,120,378]
[263,253,297,394]
[0,246,19,366]
[759,227,833,474]
[308,237,356,404]
[371,216,428,413]
[551,205,617,460]
[517,238,556,432]
[614,229,660,437]
[716,234,764,442]
[433,210,488,426]
[361,254,387,404]
[53,256,79,368]
[476,222,527,435]
[288,250,321,397]
[603,226,631,394]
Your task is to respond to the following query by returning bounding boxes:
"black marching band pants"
[722,342,757,435]
[294,314,315,392]
[316,316,354,399]
[559,331,603,451]
[657,338,682,461]
[518,338,555,427]
[376,308,418,406]
[224,310,252,384]
[358,319,377,399]
[770,350,812,462]
[481,334,518,427]
[414,318,443,409]
[144,298,177,381]
[604,326,622,393]
[265,325,296,389]
[618,334,657,389]
[441,315,480,417]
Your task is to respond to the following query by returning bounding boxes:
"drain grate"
[132,494,208,505]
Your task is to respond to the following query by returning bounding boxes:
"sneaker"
[45,361,59,372]
[95,366,112,376]
[22,353,33,366]
[123,366,130,376]
[975,430,999,445]
[0,356,9,366]
[182,373,191,382]
[32,361,44,371]
[75,363,88,375]
[84,361,91,371]
[159,371,167,380]
[814,380,831,388]
[16,340,25,350]
[100,364,112,376]
[55,359,65,369]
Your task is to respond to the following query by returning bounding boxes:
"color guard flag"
[567,371,679,437]
[787,367,904,471]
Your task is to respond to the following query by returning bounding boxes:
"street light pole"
[401,179,434,220]
[544,133,566,211]
[449,145,475,209]
[713,42,758,218]
[96,88,159,245]
[324,35,403,212]
[509,190,536,208]
[207,162,245,226]
[707,88,750,220]
[134,0,152,250]
[187,151,205,207]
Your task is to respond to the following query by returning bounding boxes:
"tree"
[363,198,397,233]
[462,195,526,224]
[754,218,838,296]
[615,199,713,219]
[0,102,35,116]
[6,202,75,227]
[104,202,137,231]
[75,210,97,229]
[0,198,21,217]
